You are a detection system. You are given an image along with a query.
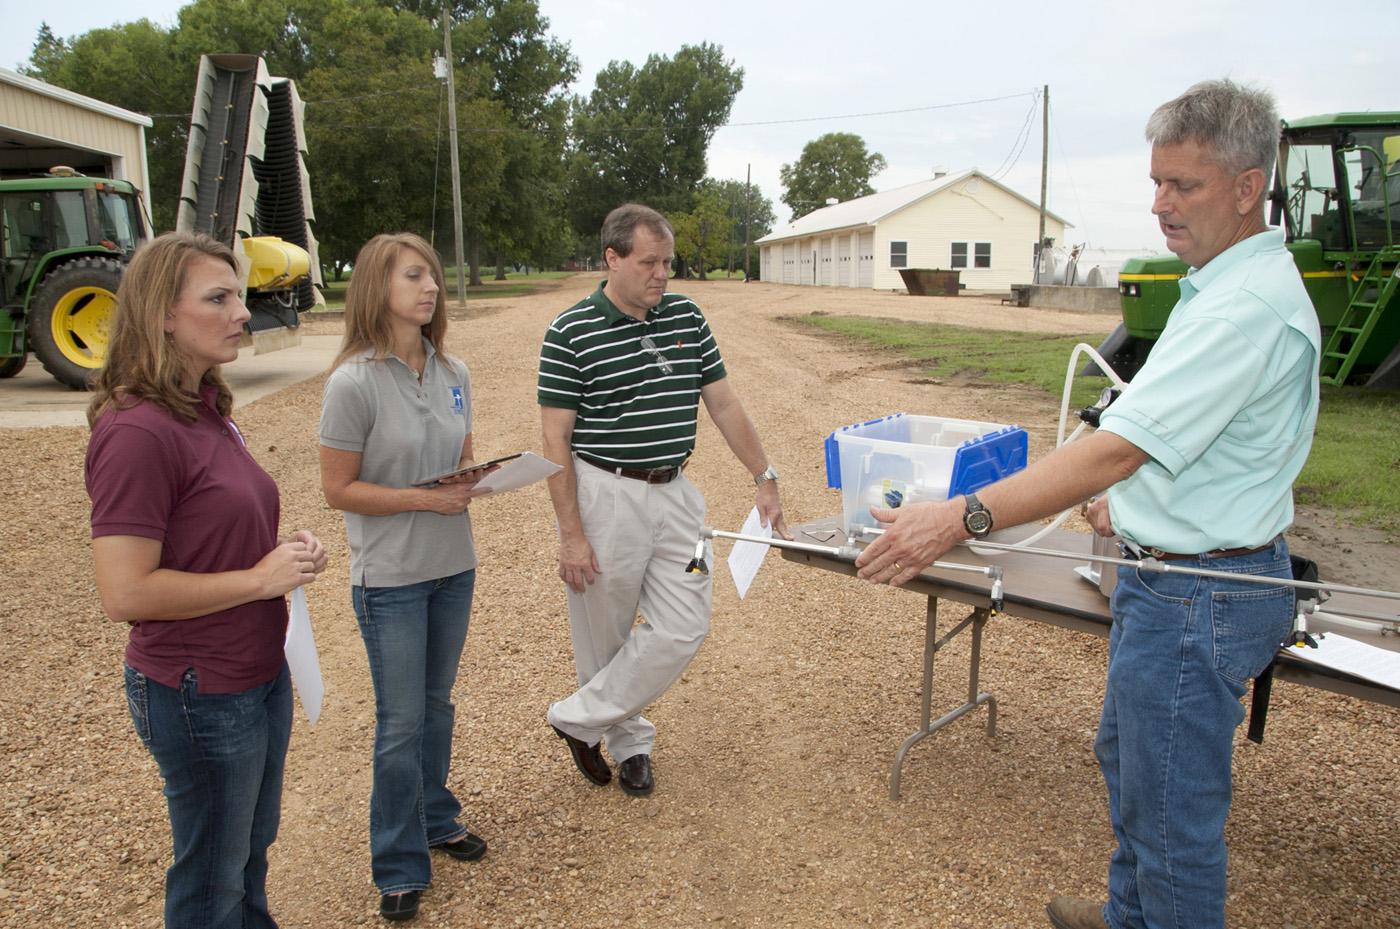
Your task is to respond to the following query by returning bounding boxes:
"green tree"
[447,0,576,284]
[668,185,731,280]
[779,132,887,219]
[706,177,774,278]
[568,42,743,244]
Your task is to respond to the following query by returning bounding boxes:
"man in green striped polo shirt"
[538,202,790,797]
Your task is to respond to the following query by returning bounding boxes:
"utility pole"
[743,163,752,283]
[1036,84,1049,284]
[443,3,467,303]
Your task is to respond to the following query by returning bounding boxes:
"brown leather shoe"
[618,753,654,796]
[1046,897,1108,929]
[551,724,611,786]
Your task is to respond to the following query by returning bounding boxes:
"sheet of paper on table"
[284,586,324,725]
[727,506,772,600]
[1285,632,1400,691]
[471,451,562,496]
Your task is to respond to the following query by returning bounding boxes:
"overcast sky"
[5,0,1396,249]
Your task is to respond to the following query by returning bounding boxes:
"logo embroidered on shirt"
[450,386,464,414]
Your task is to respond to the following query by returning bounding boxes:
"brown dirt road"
[2,275,1395,928]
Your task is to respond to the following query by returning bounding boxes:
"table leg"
[889,600,998,800]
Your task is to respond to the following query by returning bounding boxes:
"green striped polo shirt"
[537,284,727,468]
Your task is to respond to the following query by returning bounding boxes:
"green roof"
[0,176,140,194]
[1284,112,1400,131]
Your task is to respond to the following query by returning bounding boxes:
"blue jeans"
[124,663,292,929]
[1096,538,1293,929]
[352,569,475,894]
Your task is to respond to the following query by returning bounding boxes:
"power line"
[989,90,1039,181]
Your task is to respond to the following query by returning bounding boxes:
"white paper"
[726,507,773,600]
[1285,632,1400,691]
[284,586,324,725]
[470,451,562,496]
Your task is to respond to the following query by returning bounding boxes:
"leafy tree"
[447,0,576,284]
[668,186,730,280]
[705,177,774,278]
[779,132,887,219]
[568,42,743,244]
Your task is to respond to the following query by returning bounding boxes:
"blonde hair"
[332,233,450,373]
[87,232,239,427]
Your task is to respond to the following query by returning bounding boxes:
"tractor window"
[2,194,48,259]
[1342,130,1400,249]
[1283,143,1346,249]
[52,191,89,249]
[97,190,141,253]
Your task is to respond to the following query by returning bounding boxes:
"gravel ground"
[2,275,1396,929]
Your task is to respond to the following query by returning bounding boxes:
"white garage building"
[756,169,1069,292]
[0,66,153,216]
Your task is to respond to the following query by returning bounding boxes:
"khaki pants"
[547,458,713,762]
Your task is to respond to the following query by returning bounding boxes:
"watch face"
[966,510,993,534]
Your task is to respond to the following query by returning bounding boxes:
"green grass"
[1296,388,1400,530]
[798,313,1112,409]
[315,269,571,311]
[795,313,1400,533]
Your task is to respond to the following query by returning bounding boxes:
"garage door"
[819,238,832,286]
[835,237,850,287]
[782,242,797,284]
[857,232,874,288]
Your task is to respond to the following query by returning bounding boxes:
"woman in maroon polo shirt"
[85,232,328,929]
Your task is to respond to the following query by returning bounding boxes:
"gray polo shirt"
[320,340,478,586]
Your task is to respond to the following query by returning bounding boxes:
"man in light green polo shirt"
[854,79,1319,929]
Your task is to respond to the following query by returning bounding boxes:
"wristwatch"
[962,493,994,538]
[753,464,779,486]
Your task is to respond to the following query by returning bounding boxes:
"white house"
[756,169,1070,292]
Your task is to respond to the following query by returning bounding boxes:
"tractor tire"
[27,257,123,390]
[0,354,26,378]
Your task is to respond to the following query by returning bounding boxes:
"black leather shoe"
[551,724,611,786]
[380,890,421,921]
[433,830,487,861]
[618,753,654,796]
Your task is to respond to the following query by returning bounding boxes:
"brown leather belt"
[1143,541,1274,561]
[579,456,685,484]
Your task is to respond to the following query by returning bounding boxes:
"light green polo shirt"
[320,339,477,586]
[1098,228,1320,553]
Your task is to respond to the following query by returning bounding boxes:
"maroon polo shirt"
[86,387,286,693]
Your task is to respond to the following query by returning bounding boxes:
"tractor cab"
[1277,115,1400,254]
[1109,112,1400,388]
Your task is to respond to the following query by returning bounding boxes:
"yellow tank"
[241,236,311,290]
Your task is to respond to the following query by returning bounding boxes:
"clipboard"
[410,453,522,487]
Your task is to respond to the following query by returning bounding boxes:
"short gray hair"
[1145,79,1280,177]
[600,203,673,258]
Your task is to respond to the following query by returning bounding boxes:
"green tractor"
[1105,112,1400,388]
[0,173,149,388]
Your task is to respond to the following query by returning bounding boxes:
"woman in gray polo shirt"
[318,233,491,923]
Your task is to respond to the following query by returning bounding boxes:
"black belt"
[579,456,685,484]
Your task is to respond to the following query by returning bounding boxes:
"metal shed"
[0,67,153,217]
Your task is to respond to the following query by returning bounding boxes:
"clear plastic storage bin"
[824,413,1028,533]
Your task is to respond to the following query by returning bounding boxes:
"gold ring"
[893,562,903,571]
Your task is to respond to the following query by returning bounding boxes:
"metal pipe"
[702,527,995,579]
[855,527,1400,605]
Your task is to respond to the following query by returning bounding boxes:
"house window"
[957,239,991,268]
[890,240,908,268]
